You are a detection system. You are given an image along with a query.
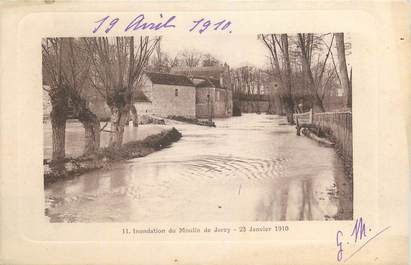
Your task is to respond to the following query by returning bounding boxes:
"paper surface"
[0,1,409,264]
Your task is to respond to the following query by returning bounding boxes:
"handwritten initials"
[336,230,344,262]
[351,217,367,243]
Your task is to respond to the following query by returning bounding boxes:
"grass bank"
[44,127,182,187]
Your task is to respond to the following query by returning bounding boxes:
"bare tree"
[267,57,285,115]
[67,39,101,156]
[42,38,100,160]
[42,39,69,161]
[260,34,294,122]
[335,33,352,108]
[83,36,160,149]
[280,34,294,120]
[297,33,327,112]
[202,53,220,67]
[149,40,173,73]
[177,49,203,67]
[168,56,180,68]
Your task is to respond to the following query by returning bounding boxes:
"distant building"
[171,65,233,118]
[45,70,233,122]
[137,72,196,118]
[194,77,232,118]
[171,64,232,90]
[136,72,233,120]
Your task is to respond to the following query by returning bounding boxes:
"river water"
[45,114,351,222]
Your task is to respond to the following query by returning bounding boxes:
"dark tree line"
[147,47,222,73]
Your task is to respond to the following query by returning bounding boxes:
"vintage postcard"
[0,1,409,265]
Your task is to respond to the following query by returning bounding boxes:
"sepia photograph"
[42,33,353,223]
[2,2,409,264]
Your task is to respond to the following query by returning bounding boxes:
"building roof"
[195,78,223,89]
[145,72,194,87]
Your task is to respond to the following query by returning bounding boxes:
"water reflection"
[45,114,351,222]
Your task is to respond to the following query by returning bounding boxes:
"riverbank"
[44,127,182,187]
[43,121,170,160]
[167,115,216,127]
[301,125,353,220]
[301,125,352,177]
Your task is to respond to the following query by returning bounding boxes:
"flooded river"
[45,114,352,222]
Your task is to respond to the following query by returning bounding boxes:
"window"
[175,88,178,96]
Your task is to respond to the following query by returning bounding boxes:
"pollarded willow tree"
[82,36,160,149]
[42,38,100,161]
[42,38,69,161]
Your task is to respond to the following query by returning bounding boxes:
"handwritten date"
[92,14,232,34]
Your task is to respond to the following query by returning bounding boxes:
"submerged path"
[45,114,352,222]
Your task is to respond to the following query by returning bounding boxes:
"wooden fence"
[312,111,353,161]
[293,109,313,125]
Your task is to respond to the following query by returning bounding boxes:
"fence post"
[309,108,313,124]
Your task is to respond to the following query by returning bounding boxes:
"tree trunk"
[130,104,139,127]
[50,108,67,161]
[78,108,100,156]
[335,33,351,109]
[349,67,352,107]
[281,34,295,123]
[108,105,130,149]
[297,34,326,113]
[276,94,285,115]
[267,98,272,114]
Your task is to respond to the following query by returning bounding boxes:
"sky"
[161,34,269,68]
[161,34,351,70]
